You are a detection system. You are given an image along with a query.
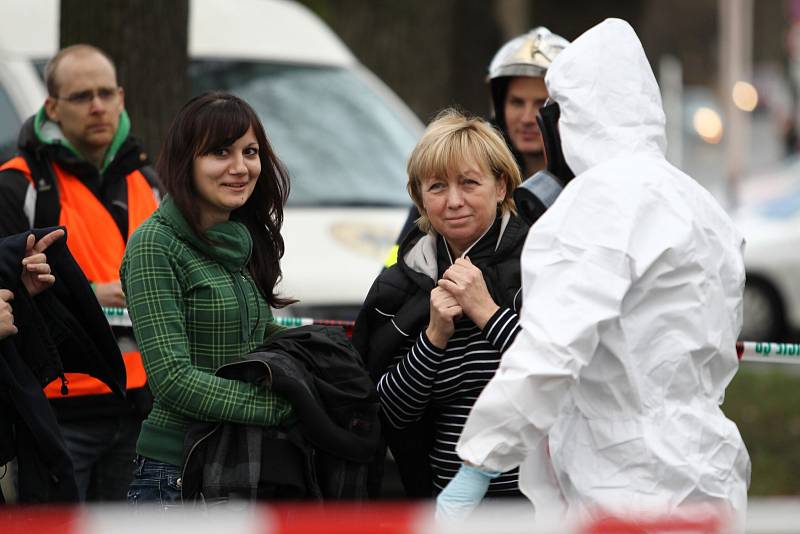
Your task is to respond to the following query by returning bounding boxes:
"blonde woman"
[353,109,527,498]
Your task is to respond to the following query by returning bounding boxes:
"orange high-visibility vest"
[0,156,158,397]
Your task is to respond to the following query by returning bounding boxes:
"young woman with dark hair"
[121,92,295,506]
[156,91,293,308]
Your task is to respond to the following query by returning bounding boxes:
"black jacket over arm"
[0,228,125,503]
[182,325,380,503]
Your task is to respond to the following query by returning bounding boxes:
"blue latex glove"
[435,463,500,522]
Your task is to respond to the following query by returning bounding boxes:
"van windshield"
[190,61,417,207]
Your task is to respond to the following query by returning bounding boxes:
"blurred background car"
[735,157,800,341]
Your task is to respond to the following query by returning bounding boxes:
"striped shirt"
[378,306,521,494]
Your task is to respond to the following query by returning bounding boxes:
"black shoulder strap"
[138,163,161,194]
[20,149,60,228]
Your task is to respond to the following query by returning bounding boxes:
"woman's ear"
[495,175,507,204]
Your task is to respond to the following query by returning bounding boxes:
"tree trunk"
[494,0,531,42]
[60,0,189,163]
[450,1,504,117]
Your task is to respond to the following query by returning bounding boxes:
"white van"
[0,0,420,320]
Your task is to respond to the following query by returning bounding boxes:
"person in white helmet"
[385,27,569,268]
[488,27,569,179]
[436,18,750,522]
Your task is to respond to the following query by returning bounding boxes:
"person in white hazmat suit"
[435,18,751,522]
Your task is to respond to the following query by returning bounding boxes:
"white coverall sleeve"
[456,181,634,473]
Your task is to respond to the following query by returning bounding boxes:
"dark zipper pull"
[236,270,250,343]
[60,374,69,395]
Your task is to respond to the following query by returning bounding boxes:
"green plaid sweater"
[120,196,292,467]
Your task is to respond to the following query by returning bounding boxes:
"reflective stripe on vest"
[0,157,36,225]
[0,156,32,177]
[1,156,156,397]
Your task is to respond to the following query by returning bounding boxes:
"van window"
[0,84,22,160]
[190,61,416,207]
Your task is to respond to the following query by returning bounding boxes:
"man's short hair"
[44,44,117,97]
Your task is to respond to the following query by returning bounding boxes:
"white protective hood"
[456,19,750,520]
[549,18,667,175]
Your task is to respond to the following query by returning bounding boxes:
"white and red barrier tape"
[103,308,356,337]
[0,504,423,534]
[737,341,800,364]
[2,499,799,534]
[103,307,800,365]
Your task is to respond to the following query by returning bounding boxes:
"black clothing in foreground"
[182,325,380,503]
[0,228,124,503]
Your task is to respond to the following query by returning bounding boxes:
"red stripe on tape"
[584,513,723,534]
[267,503,420,534]
[0,506,81,534]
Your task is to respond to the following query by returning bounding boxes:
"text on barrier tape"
[102,307,355,337]
[737,341,800,364]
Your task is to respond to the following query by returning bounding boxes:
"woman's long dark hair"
[157,91,295,308]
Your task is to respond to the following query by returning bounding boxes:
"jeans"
[127,455,183,508]
[59,415,142,502]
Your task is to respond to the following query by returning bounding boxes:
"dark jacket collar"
[16,113,150,182]
[398,211,529,287]
[435,212,503,279]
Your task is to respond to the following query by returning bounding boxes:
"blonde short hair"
[407,109,521,233]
